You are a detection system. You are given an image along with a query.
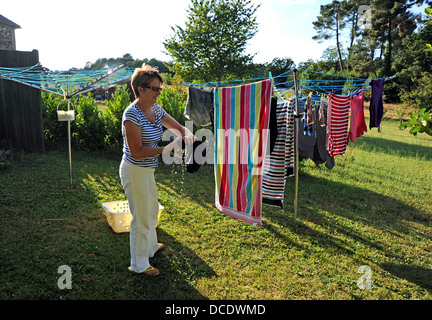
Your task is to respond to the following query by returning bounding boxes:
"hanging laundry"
[318,94,326,127]
[369,78,385,129]
[214,79,272,225]
[307,96,315,127]
[268,96,279,153]
[315,100,335,169]
[348,92,367,143]
[180,139,207,173]
[327,93,350,156]
[184,86,214,127]
[262,99,295,209]
[296,99,335,169]
[302,94,314,136]
[285,99,296,177]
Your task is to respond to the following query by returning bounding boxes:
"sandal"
[128,265,160,275]
[143,266,160,276]
[157,243,165,252]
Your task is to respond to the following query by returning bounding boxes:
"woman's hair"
[130,64,164,99]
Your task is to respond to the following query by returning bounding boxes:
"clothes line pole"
[293,69,300,223]
[67,75,73,187]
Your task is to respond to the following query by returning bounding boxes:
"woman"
[119,64,192,275]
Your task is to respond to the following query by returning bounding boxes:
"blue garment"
[122,102,166,168]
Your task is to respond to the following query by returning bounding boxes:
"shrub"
[400,108,432,137]
[41,91,69,149]
[41,81,188,150]
[72,93,107,150]
[158,75,187,125]
[400,72,432,112]
[104,85,131,148]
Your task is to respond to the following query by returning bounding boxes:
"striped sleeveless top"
[122,102,167,168]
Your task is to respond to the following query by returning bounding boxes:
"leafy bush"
[41,82,188,150]
[104,85,131,148]
[41,91,69,149]
[400,108,432,137]
[72,93,107,150]
[400,72,432,112]
[158,75,187,125]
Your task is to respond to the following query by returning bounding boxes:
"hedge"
[42,84,187,151]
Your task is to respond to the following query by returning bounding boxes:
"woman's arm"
[124,120,179,160]
[162,113,194,143]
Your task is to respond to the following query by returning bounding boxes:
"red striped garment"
[327,94,350,156]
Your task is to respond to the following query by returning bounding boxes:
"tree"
[425,7,432,51]
[84,55,133,70]
[372,0,422,77]
[163,0,260,83]
[395,24,432,104]
[399,6,432,137]
[264,57,295,84]
[321,45,345,70]
[312,0,348,72]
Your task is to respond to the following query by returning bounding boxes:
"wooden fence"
[0,49,44,153]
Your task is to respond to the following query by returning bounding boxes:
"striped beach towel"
[262,98,295,209]
[327,93,350,156]
[214,79,272,225]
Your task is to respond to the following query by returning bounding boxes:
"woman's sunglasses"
[141,85,163,93]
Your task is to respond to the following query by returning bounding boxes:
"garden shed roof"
[0,14,21,29]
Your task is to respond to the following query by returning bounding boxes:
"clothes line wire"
[0,63,134,186]
[0,63,133,97]
[183,69,396,224]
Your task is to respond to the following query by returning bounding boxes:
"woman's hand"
[183,127,195,146]
[164,136,183,153]
[162,113,195,144]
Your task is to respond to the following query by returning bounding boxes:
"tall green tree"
[397,6,432,110]
[264,57,295,83]
[425,7,432,51]
[312,0,348,72]
[163,0,260,82]
[343,0,373,70]
[372,0,423,77]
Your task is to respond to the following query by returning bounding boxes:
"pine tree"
[312,0,347,72]
[372,0,425,77]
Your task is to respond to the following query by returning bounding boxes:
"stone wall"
[0,23,15,50]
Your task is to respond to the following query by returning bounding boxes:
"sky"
[1,0,428,71]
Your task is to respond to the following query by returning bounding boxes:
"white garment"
[119,160,160,273]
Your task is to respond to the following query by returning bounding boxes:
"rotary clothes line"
[0,63,134,186]
[291,70,396,221]
[183,69,396,225]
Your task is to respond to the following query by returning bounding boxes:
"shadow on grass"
[126,227,216,300]
[156,162,216,211]
[380,263,432,294]
[268,172,430,232]
[57,158,217,300]
[263,172,432,292]
[353,136,432,160]
[76,152,431,297]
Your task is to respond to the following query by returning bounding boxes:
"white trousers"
[119,160,160,273]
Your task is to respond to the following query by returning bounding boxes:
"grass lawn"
[0,118,431,300]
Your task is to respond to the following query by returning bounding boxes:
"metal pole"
[293,69,300,222]
[67,76,72,186]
